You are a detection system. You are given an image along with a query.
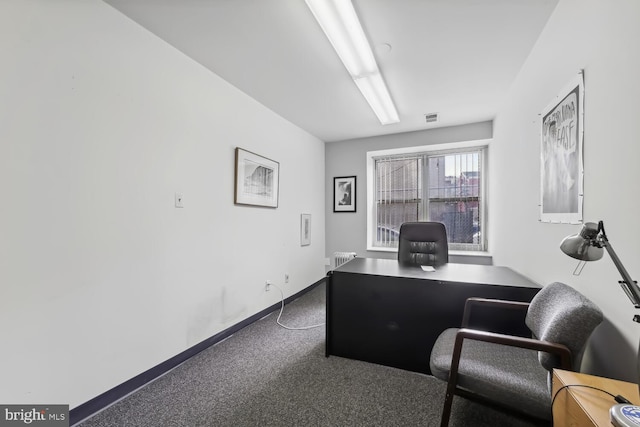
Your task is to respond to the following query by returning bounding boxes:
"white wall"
[491,0,640,381]
[325,122,492,264]
[0,0,325,408]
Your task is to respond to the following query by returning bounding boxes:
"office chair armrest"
[440,328,572,427]
[452,328,573,371]
[461,297,530,327]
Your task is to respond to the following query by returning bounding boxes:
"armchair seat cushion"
[430,328,551,420]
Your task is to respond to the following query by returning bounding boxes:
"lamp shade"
[559,222,604,261]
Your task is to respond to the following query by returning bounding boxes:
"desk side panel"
[325,271,333,357]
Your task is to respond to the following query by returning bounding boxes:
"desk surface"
[335,258,541,289]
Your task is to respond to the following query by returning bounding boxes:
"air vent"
[424,112,439,123]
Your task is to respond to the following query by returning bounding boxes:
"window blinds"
[373,148,484,251]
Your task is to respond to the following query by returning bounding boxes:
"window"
[367,142,488,252]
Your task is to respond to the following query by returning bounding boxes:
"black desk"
[326,258,541,374]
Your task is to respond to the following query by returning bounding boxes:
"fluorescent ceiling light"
[354,74,399,125]
[306,0,400,125]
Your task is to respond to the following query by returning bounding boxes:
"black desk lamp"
[560,220,640,426]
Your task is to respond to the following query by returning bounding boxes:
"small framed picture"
[234,148,279,208]
[334,176,356,212]
[300,214,311,246]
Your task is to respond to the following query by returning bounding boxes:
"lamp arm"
[596,223,640,407]
[602,239,640,309]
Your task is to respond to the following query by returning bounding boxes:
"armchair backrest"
[397,222,449,267]
[525,282,603,371]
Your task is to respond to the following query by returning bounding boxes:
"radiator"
[333,251,357,268]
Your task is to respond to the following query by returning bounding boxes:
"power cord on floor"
[269,282,325,330]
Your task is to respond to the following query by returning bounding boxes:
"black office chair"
[397,221,448,267]
[429,282,603,426]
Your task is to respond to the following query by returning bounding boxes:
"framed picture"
[234,147,279,208]
[300,214,311,246]
[334,176,356,212]
[540,72,584,223]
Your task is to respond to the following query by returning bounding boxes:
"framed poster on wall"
[234,148,279,208]
[333,176,356,212]
[540,72,584,223]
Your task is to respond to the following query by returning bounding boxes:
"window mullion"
[421,154,428,221]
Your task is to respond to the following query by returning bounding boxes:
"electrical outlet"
[265,280,271,292]
[284,273,289,283]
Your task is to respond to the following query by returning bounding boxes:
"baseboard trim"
[70,277,326,426]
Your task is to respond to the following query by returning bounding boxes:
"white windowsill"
[449,250,492,258]
[366,247,493,264]
[367,247,491,257]
[366,246,398,253]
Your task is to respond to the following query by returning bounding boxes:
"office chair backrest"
[525,282,603,371]
[397,222,449,267]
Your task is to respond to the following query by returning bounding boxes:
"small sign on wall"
[301,214,311,246]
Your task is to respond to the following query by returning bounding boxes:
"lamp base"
[611,404,640,426]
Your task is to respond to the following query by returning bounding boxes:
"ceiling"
[104,0,559,142]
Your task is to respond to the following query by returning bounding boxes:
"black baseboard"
[70,277,326,426]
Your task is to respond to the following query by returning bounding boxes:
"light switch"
[175,192,184,208]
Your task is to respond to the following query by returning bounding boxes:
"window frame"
[366,139,490,253]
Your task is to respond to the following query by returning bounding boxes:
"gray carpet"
[77,283,548,426]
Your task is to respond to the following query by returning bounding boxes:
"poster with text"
[540,72,584,223]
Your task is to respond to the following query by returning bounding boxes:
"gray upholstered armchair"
[429,282,603,426]
[397,221,448,267]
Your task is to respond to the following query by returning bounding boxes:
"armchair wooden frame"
[440,297,573,427]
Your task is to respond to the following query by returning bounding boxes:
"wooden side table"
[552,369,639,426]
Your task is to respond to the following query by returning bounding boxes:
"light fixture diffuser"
[306,0,399,125]
[354,74,399,125]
